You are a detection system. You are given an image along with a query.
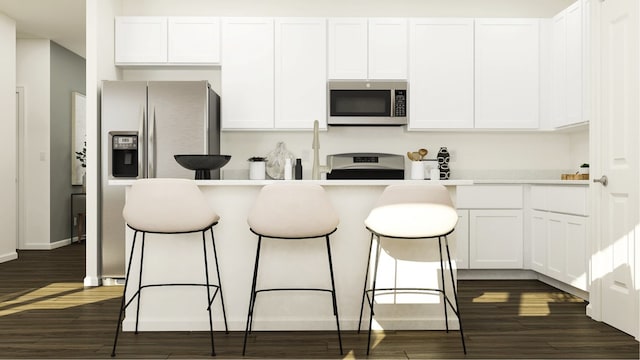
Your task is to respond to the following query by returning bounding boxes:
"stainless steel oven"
[327,80,407,126]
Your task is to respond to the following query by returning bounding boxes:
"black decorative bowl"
[174,155,231,180]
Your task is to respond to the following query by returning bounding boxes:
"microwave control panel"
[394,89,407,117]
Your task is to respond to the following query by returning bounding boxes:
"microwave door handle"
[390,89,395,117]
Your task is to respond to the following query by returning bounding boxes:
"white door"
[593,0,638,338]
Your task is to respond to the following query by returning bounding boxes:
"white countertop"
[109,179,589,186]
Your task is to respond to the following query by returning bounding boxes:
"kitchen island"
[115,179,472,332]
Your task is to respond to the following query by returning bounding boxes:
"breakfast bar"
[116,179,472,332]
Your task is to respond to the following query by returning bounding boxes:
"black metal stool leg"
[134,232,147,334]
[202,231,216,357]
[325,235,343,355]
[444,235,467,354]
[111,231,139,357]
[210,228,229,334]
[366,234,383,355]
[438,236,449,332]
[243,235,263,356]
[358,233,374,333]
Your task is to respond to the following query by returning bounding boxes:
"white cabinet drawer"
[456,185,523,209]
[530,185,588,215]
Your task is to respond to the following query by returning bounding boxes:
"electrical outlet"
[73,216,77,226]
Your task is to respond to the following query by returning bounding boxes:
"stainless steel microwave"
[327,80,407,126]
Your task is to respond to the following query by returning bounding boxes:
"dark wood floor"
[0,244,637,359]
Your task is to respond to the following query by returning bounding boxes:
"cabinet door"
[475,19,540,129]
[221,18,274,129]
[469,209,523,268]
[168,17,220,64]
[455,210,469,269]
[564,214,587,290]
[564,1,584,125]
[530,210,548,273]
[368,18,408,79]
[274,18,327,129]
[408,18,474,129]
[328,18,368,79]
[115,17,167,64]
[546,214,566,280]
[550,11,567,128]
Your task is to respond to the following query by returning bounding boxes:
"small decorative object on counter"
[265,142,295,179]
[295,158,303,180]
[284,158,293,180]
[437,147,450,180]
[410,161,425,180]
[579,163,589,175]
[248,157,266,180]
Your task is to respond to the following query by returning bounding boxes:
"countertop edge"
[108,179,589,186]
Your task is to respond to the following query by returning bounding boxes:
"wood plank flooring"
[0,244,637,359]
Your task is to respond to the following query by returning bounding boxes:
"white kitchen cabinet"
[115,17,167,64]
[551,0,587,128]
[115,16,221,65]
[408,19,474,129]
[530,210,547,273]
[221,18,274,130]
[475,19,540,129]
[455,210,469,269]
[328,18,368,79]
[274,18,327,129]
[469,210,524,269]
[368,18,408,79]
[529,185,588,291]
[328,18,407,80]
[457,185,524,269]
[167,17,220,64]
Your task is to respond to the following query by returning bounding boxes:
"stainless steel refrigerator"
[100,80,220,279]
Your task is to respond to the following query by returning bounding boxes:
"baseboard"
[0,251,18,263]
[20,238,72,250]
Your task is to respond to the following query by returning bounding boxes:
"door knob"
[593,175,608,186]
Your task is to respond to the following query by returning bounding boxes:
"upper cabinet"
[408,18,474,129]
[115,17,168,64]
[368,18,408,79]
[221,18,274,130]
[550,0,588,128]
[328,18,407,79]
[475,19,540,129]
[167,17,220,64]
[274,18,327,129]
[115,16,220,65]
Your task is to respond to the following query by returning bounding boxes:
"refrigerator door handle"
[148,107,156,178]
[138,105,145,178]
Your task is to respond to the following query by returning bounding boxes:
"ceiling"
[0,0,85,57]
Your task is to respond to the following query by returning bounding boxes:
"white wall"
[0,13,17,263]
[122,0,575,17]
[16,39,52,249]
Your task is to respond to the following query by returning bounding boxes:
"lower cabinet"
[528,185,588,291]
[469,209,524,268]
[454,210,469,269]
[529,210,588,291]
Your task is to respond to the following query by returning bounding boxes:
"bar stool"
[358,184,466,355]
[242,183,343,355]
[111,178,228,357]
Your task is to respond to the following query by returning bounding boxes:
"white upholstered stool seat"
[359,184,466,355]
[242,183,342,355]
[111,178,228,357]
